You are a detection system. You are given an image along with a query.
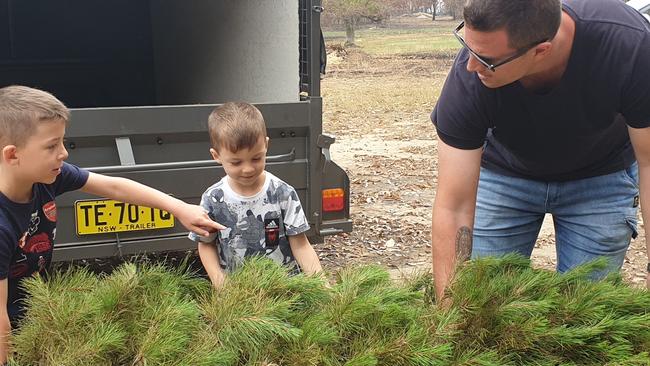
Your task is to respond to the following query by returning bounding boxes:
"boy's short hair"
[0,85,70,148]
[208,102,267,152]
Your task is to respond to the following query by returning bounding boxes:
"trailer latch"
[317,134,335,172]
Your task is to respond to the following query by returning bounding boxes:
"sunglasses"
[453,21,547,72]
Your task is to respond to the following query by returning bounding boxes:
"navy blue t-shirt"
[0,162,89,322]
[432,0,650,181]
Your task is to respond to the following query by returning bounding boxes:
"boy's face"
[14,119,68,184]
[211,136,268,194]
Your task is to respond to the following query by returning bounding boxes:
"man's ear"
[209,148,221,163]
[533,41,553,59]
[2,145,19,165]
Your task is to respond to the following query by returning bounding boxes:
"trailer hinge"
[312,5,324,13]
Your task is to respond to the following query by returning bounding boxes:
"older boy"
[0,85,224,362]
[189,102,322,288]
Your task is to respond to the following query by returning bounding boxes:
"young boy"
[0,85,224,362]
[189,102,322,288]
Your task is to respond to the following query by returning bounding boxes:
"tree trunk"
[431,0,437,21]
[344,18,356,47]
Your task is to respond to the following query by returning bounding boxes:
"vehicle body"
[0,0,352,261]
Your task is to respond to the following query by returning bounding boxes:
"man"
[431,0,650,299]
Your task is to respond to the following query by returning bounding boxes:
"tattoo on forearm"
[455,226,472,263]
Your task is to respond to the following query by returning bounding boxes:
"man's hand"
[173,202,225,237]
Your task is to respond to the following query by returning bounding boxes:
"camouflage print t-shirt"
[188,172,310,273]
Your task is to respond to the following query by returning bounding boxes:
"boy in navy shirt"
[0,85,223,362]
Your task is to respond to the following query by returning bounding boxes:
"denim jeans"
[473,163,639,276]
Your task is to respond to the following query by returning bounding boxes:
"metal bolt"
[68,142,76,150]
[156,137,163,145]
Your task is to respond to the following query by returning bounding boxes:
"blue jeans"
[473,163,639,276]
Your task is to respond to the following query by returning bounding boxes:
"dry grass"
[322,50,450,140]
[324,18,460,56]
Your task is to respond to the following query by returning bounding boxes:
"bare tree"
[431,0,439,20]
[324,0,396,46]
[443,0,464,20]
[394,0,439,20]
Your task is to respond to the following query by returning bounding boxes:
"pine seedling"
[12,268,127,365]
[129,296,201,365]
[446,255,650,365]
[200,258,304,363]
[112,263,204,365]
[309,265,452,365]
[175,325,238,366]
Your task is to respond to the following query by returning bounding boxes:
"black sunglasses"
[453,21,547,72]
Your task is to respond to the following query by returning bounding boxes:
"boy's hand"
[173,203,224,236]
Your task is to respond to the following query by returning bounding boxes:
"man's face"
[463,26,536,88]
[15,119,69,184]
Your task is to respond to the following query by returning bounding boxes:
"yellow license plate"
[75,199,175,235]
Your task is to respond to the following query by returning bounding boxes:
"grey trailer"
[0,0,352,261]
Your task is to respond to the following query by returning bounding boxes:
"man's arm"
[197,242,226,289]
[627,126,650,290]
[288,233,323,275]
[80,172,224,236]
[0,279,10,364]
[431,140,482,300]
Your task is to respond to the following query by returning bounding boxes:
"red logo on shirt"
[264,218,280,248]
[43,201,57,222]
[23,233,52,254]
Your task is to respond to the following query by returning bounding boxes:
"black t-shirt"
[432,0,650,181]
[0,162,88,322]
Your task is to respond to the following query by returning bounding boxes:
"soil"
[315,44,648,288]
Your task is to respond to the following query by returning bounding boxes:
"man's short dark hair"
[464,0,562,50]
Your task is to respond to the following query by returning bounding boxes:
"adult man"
[431,0,650,299]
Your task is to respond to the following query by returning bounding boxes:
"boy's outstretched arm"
[197,242,226,288]
[288,234,322,275]
[80,172,225,236]
[0,279,9,364]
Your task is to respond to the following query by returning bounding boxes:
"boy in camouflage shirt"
[189,102,322,287]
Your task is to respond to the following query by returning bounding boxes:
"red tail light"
[322,188,345,212]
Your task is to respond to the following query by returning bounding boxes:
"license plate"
[75,199,175,235]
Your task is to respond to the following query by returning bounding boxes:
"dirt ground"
[315,32,648,288]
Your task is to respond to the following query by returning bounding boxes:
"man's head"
[207,102,269,193]
[459,0,562,87]
[0,85,69,148]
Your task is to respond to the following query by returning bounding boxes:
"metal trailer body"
[0,0,352,261]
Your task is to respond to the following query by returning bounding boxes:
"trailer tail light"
[322,188,345,212]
